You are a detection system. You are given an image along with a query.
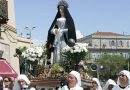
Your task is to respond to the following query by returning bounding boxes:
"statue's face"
[59,5,65,17]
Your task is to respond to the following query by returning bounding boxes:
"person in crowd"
[112,70,130,90]
[103,79,116,90]
[46,0,77,63]
[13,74,36,90]
[3,77,14,90]
[58,70,83,90]
[0,77,3,90]
[90,77,102,90]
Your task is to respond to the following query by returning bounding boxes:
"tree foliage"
[96,54,127,81]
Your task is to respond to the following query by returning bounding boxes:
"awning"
[0,58,18,78]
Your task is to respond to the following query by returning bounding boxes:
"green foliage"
[61,51,90,72]
[51,63,64,74]
[62,50,88,63]
[19,46,27,52]
[96,54,127,81]
[126,58,130,70]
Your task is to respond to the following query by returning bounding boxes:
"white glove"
[51,28,60,35]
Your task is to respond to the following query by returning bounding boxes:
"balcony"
[87,46,130,50]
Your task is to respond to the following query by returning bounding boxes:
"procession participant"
[112,70,130,90]
[103,79,116,90]
[90,77,102,90]
[58,70,83,90]
[13,74,36,90]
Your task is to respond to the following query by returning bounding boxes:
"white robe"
[51,17,67,63]
[13,74,36,90]
[58,85,83,90]
[112,85,130,90]
[103,79,116,90]
[92,78,103,90]
[58,71,83,90]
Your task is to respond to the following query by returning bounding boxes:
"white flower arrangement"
[22,46,45,61]
[62,43,88,53]
[62,43,88,60]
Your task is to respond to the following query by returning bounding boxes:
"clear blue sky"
[14,0,130,42]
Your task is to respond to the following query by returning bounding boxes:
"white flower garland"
[22,46,45,61]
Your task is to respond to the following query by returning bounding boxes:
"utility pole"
[24,26,36,75]
[25,26,36,47]
[127,53,130,71]
[128,60,129,71]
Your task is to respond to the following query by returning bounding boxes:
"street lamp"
[25,26,36,47]
[91,64,104,80]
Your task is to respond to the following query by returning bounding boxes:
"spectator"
[3,77,14,90]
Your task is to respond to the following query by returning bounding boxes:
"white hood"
[69,70,81,86]
[103,79,116,90]
[92,78,102,90]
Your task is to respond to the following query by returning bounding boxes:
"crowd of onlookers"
[0,69,130,90]
[0,76,15,90]
[0,74,36,90]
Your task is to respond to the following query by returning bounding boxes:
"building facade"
[78,32,130,62]
[0,0,30,74]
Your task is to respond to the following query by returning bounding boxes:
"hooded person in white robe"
[13,74,36,90]
[103,79,116,90]
[90,77,102,90]
[112,70,130,90]
[58,70,83,90]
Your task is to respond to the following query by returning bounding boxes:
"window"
[102,44,106,48]
[111,41,115,46]
[128,53,130,58]
[127,41,129,47]
[119,41,123,47]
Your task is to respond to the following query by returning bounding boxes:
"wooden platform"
[30,79,92,89]
[31,79,60,87]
